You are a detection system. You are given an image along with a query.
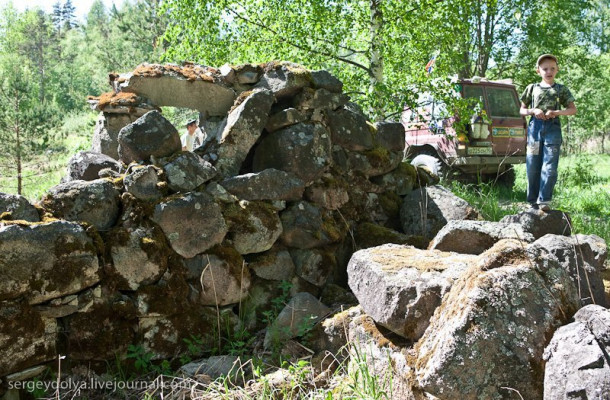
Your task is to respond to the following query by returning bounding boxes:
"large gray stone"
[42,179,120,231]
[371,162,417,196]
[264,292,331,349]
[0,193,39,222]
[346,147,403,177]
[118,110,181,164]
[414,240,581,400]
[374,121,406,152]
[310,70,343,93]
[347,243,474,340]
[109,226,167,290]
[326,108,374,151]
[65,300,137,361]
[151,192,227,258]
[120,63,237,116]
[180,355,244,381]
[163,151,217,193]
[292,88,349,111]
[265,108,307,132]
[216,89,275,177]
[0,221,100,304]
[304,176,350,210]
[224,201,283,255]
[400,185,481,239]
[63,151,121,183]
[183,248,251,306]
[248,249,296,281]
[529,234,608,307]
[137,306,227,359]
[123,165,164,201]
[291,248,337,287]
[253,122,332,183]
[429,220,535,254]
[544,305,610,400]
[500,209,572,239]
[280,201,340,249]
[0,303,57,376]
[221,169,305,201]
[91,112,140,160]
[254,63,312,98]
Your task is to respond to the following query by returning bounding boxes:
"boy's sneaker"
[538,202,551,211]
[529,203,539,210]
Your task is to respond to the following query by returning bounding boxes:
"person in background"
[181,119,205,152]
[519,54,577,211]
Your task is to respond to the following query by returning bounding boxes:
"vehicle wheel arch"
[405,144,444,161]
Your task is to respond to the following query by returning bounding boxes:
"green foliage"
[553,154,610,242]
[126,344,172,376]
[262,280,293,325]
[0,111,92,200]
[160,0,608,144]
[179,334,206,364]
[450,154,610,245]
[224,323,254,357]
[559,155,600,187]
[449,178,524,222]
[126,344,155,373]
[347,345,392,400]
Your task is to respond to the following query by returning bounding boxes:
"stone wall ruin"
[2,61,607,399]
[0,61,434,383]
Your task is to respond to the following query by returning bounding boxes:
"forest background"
[0,0,608,200]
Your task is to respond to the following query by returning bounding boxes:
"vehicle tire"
[410,154,447,179]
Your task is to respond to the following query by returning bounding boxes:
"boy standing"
[519,54,577,211]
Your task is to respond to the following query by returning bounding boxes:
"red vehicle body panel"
[403,79,527,174]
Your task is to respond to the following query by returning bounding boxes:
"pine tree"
[62,0,77,30]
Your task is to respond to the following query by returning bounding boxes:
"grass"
[39,344,395,400]
[0,111,95,202]
[449,153,610,245]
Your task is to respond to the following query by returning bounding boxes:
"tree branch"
[226,5,372,75]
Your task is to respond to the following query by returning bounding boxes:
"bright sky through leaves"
[0,0,125,21]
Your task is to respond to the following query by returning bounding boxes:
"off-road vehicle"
[402,78,527,183]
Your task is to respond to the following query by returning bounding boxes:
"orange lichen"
[132,63,217,83]
[90,91,141,109]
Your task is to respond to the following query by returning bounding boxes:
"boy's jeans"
[526,118,562,205]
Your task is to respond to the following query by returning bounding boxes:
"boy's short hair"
[186,119,198,127]
[537,54,558,67]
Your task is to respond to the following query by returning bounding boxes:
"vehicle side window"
[463,86,484,105]
[487,87,520,118]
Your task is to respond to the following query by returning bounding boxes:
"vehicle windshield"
[487,87,521,118]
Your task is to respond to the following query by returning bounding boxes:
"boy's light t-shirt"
[181,128,205,151]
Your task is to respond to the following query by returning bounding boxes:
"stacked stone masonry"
[1,61,608,400]
[0,62,422,383]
